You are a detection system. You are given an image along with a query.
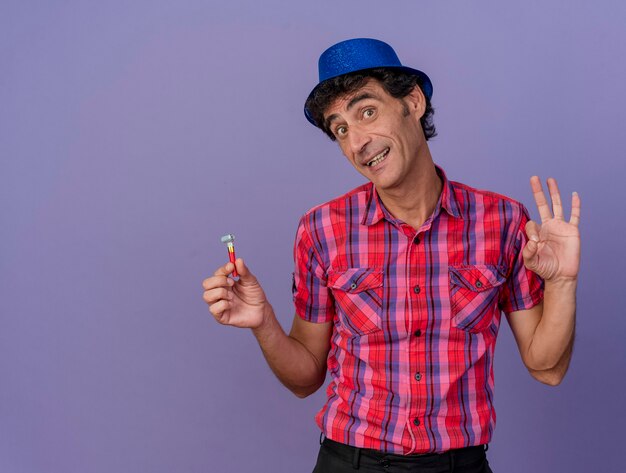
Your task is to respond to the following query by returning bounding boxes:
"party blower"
[220,233,239,278]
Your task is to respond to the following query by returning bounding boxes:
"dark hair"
[305,68,437,141]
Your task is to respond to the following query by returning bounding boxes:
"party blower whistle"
[220,233,239,277]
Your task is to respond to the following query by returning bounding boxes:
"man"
[203,38,580,472]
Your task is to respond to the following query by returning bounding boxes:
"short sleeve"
[498,205,544,313]
[292,216,335,323]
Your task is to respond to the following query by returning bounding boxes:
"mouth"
[365,148,390,167]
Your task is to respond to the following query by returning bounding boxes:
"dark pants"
[312,438,493,473]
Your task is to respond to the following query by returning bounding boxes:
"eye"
[335,125,348,137]
[363,108,375,119]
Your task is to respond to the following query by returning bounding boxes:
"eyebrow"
[324,92,378,130]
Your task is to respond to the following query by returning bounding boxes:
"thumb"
[235,258,257,284]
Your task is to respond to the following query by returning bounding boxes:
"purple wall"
[1,2,624,472]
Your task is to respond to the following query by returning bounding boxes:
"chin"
[371,172,401,190]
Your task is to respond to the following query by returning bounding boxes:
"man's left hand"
[523,176,581,282]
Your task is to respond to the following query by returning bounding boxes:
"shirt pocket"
[327,267,383,336]
[449,264,506,333]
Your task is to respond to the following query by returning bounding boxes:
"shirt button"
[414,329,422,337]
[350,282,358,290]
[414,372,422,381]
[475,281,483,288]
[413,418,421,426]
[413,236,421,245]
[413,285,421,294]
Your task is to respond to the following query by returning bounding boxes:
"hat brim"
[304,66,433,126]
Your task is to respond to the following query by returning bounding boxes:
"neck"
[376,149,442,230]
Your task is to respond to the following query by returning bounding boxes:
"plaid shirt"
[292,166,543,454]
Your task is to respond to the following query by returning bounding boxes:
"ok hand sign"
[523,177,581,282]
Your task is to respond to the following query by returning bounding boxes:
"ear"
[404,84,427,120]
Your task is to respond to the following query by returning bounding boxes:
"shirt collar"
[361,164,462,226]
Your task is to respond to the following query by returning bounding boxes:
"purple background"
[1,1,624,472]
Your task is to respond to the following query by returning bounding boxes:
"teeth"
[367,148,389,167]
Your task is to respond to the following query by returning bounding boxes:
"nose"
[347,125,371,156]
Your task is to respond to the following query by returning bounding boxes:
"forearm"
[527,278,577,370]
[252,303,327,398]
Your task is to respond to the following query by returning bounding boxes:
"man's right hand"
[202,258,268,329]
[203,258,332,398]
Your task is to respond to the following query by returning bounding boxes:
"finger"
[213,262,236,278]
[203,287,232,305]
[530,176,552,223]
[522,238,539,270]
[209,300,231,322]
[202,274,234,291]
[547,178,564,220]
[569,191,581,226]
[234,258,257,285]
[525,220,541,242]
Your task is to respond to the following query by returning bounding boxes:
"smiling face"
[323,79,428,193]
